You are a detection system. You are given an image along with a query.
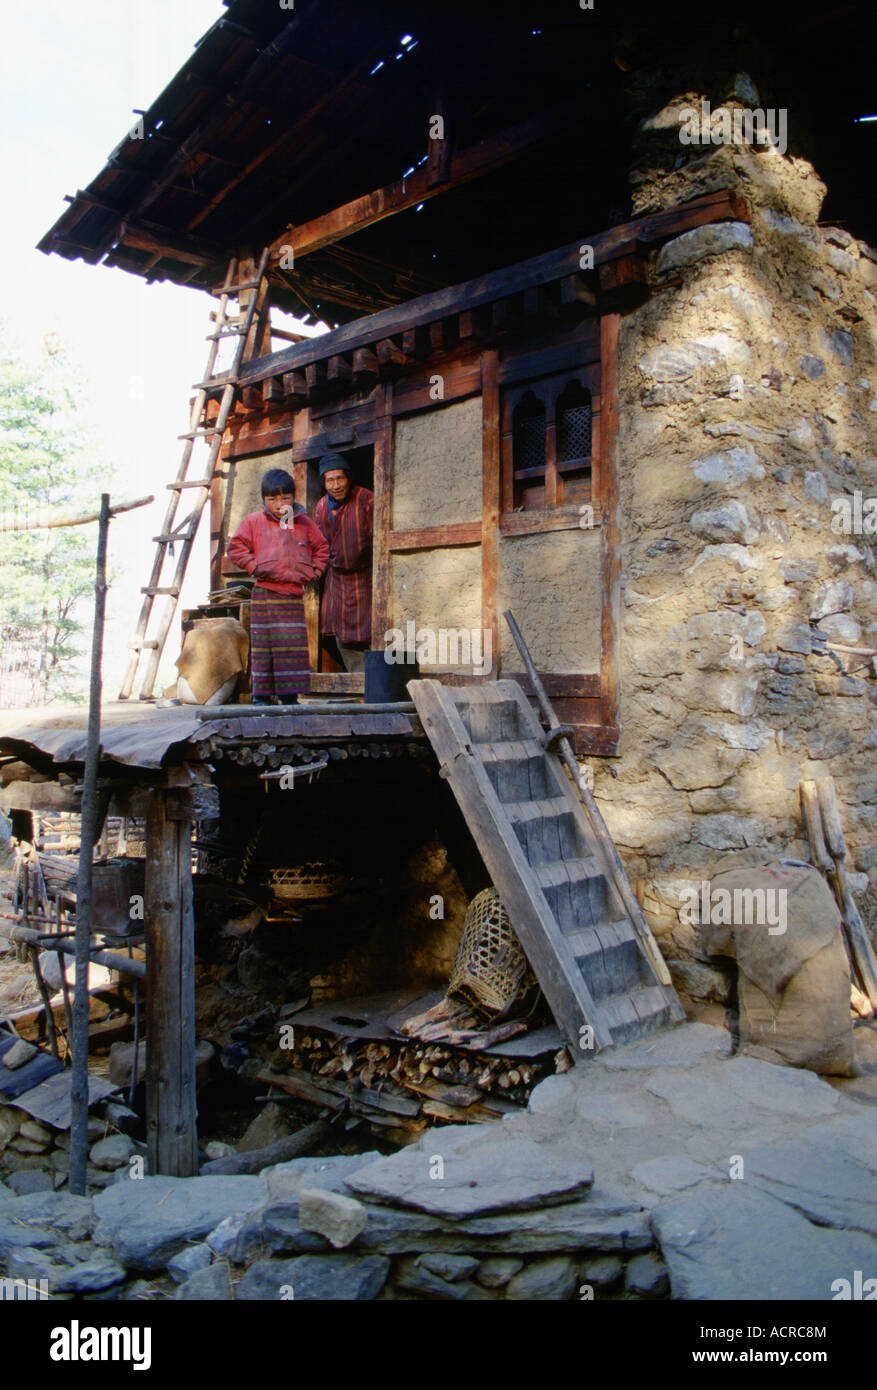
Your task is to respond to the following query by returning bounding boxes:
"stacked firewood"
[259,1028,571,1140]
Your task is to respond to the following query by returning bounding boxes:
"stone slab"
[652,1183,877,1300]
[92,1175,268,1271]
[345,1132,593,1219]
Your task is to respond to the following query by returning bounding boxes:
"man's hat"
[318,452,352,478]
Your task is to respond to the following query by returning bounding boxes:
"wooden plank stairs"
[410,679,684,1057]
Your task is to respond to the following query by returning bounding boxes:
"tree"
[0,331,112,706]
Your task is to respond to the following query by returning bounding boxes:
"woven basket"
[449,887,538,1018]
[268,862,346,900]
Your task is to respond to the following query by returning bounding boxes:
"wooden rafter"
[266,95,589,264]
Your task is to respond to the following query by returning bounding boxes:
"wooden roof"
[37,0,877,324]
[37,0,631,325]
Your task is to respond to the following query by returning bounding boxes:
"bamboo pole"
[69,494,110,1197]
[0,495,153,532]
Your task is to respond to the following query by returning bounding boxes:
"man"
[313,452,374,672]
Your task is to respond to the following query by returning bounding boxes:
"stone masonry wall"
[590,75,877,992]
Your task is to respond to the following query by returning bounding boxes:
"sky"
[0,1,265,700]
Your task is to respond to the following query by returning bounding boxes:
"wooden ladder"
[119,248,270,701]
[410,678,684,1056]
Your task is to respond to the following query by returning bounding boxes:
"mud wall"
[498,529,602,672]
[392,398,482,529]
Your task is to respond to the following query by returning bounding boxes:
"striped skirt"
[249,588,310,698]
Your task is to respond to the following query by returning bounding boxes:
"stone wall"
[590,75,877,992]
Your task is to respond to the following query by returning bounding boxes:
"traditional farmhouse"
[0,0,874,1184]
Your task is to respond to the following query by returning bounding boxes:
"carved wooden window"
[502,369,596,512]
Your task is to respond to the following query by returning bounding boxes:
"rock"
[267,1152,381,1204]
[298,1186,367,1249]
[625,1252,670,1297]
[51,1258,127,1294]
[237,1102,290,1153]
[236,1255,390,1301]
[799,354,825,380]
[103,1102,139,1135]
[0,1180,13,1200]
[506,1256,577,1301]
[810,578,854,620]
[776,622,812,654]
[0,1107,22,1146]
[691,445,764,486]
[476,1257,523,1289]
[92,1175,268,1270]
[175,1261,232,1300]
[418,1252,479,1282]
[743,1140,877,1236]
[827,246,856,276]
[206,1207,271,1265]
[630,1156,717,1197]
[803,471,829,504]
[652,1183,877,1300]
[19,1119,54,1145]
[690,501,761,545]
[821,329,854,365]
[9,1137,50,1155]
[204,1141,235,1161]
[578,1255,623,1290]
[7,1169,53,1196]
[167,1242,213,1283]
[656,223,753,274]
[818,612,862,644]
[393,1257,478,1300]
[2,1039,38,1070]
[89,1134,135,1171]
[600,1022,732,1070]
[108,1040,146,1089]
[1,1191,94,1248]
[345,1131,593,1219]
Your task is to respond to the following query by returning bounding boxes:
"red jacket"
[228,504,329,596]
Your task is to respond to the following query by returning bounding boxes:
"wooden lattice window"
[502,370,596,512]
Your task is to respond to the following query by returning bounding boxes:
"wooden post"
[481,349,500,677]
[144,786,198,1176]
[69,493,110,1196]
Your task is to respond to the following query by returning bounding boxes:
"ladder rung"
[205,327,245,341]
[141,586,181,597]
[178,428,216,440]
[128,640,160,650]
[152,531,194,544]
[210,279,261,296]
[168,478,217,490]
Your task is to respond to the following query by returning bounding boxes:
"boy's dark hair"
[261,468,295,497]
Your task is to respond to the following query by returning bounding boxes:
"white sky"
[0,1,284,700]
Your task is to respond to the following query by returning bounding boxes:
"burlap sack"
[165,617,249,705]
[704,860,855,1076]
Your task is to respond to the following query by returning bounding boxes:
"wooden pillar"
[481,349,500,677]
[144,787,198,1177]
[371,383,392,649]
[599,312,621,732]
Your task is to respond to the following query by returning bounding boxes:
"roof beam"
[266,96,587,265]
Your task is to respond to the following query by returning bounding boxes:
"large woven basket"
[448,887,538,1018]
[268,862,346,901]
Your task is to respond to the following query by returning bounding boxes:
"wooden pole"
[0,495,153,532]
[144,787,198,1176]
[69,494,110,1196]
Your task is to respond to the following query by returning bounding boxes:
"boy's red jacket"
[227,504,329,596]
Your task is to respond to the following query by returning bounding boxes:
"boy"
[313,452,374,673]
[227,468,329,704]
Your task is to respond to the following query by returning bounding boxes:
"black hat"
[318,452,352,479]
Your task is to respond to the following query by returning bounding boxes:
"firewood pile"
[259,1027,571,1142]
